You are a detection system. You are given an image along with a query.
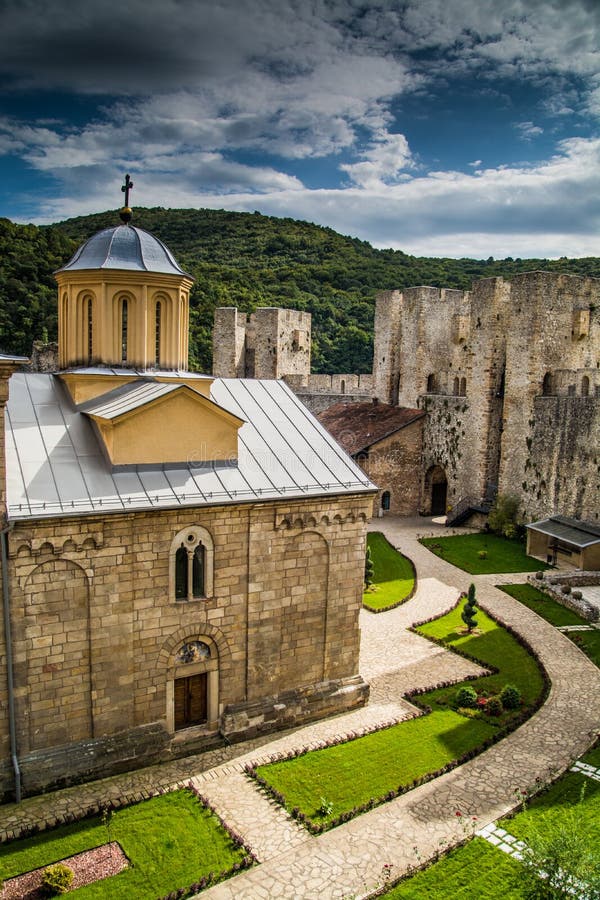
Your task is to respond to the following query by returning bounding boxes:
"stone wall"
[360,420,424,517]
[213,307,311,380]
[0,492,372,799]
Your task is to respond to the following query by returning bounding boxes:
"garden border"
[244,600,551,834]
[363,533,418,614]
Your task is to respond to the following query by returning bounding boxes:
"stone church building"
[0,203,375,801]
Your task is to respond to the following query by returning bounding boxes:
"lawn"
[253,603,544,829]
[0,790,249,898]
[385,744,600,899]
[500,583,600,667]
[419,533,545,574]
[363,531,416,611]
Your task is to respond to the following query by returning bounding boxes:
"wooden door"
[174,673,208,730]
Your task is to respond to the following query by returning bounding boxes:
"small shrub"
[572,590,582,600]
[485,696,503,717]
[535,571,544,580]
[364,546,374,588]
[500,683,521,710]
[456,685,478,708]
[561,584,572,595]
[316,796,333,817]
[40,863,74,896]
[478,550,487,559]
[461,583,478,633]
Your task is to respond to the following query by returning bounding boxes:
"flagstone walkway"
[2,517,599,900]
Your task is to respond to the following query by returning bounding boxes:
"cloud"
[340,131,413,188]
[514,121,544,140]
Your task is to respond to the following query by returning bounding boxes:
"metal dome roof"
[56,224,192,277]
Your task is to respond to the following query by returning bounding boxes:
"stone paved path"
[2,517,599,900]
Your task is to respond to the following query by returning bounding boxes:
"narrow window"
[542,372,553,396]
[121,298,128,362]
[381,490,391,511]
[87,297,93,363]
[175,546,187,600]
[155,300,162,366]
[453,377,459,396]
[582,375,590,397]
[427,373,436,393]
[460,377,467,396]
[192,545,205,597]
[340,379,346,395]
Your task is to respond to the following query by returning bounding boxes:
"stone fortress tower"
[215,271,600,525]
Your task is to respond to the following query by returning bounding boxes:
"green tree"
[488,493,521,539]
[461,583,478,633]
[364,546,375,588]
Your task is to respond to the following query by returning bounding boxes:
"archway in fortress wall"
[280,531,328,689]
[425,465,448,516]
[24,559,92,750]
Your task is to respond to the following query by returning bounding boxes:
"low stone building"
[317,401,424,517]
[0,195,375,801]
[526,516,600,570]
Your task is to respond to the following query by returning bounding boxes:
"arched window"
[170,526,214,601]
[460,377,467,397]
[453,377,459,396]
[427,373,436,393]
[121,298,128,362]
[582,375,590,397]
[381,490,391,511]
[87,297,93,363]
[542,372,553,396]
[155,300,162,366]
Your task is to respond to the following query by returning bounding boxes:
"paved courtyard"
[2,517,599,899]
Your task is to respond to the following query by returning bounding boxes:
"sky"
[1,0,600,258]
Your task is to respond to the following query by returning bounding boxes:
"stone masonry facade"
[0,494,371,799]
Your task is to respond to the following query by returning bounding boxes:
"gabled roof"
[5,374,375,520]
[79,380,182,420]
[526,515,600,548]
[317,401,425,455]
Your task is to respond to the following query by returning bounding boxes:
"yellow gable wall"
[60,373,212,405]
[92,390,242,466]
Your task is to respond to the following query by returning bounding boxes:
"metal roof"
[526,515,600,548]
[56,224,192,278]
[79,380,182,419]
[62,366,212,381]
[5,374,375,520]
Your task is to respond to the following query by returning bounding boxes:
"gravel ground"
[1,841,129,899]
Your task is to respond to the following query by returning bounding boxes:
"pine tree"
[364,546,374,588]
[461,583,478,633]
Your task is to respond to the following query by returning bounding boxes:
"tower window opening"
[86,297,93,363]
[155,301,162,366]
[121,299,128,362]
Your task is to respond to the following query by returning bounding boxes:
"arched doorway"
[381,490,391,512]
[168,637,219,732]
[426,465,448,516]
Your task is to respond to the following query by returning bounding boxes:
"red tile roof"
[317,401,424,455]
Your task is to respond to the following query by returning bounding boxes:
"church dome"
[57,224,190,277]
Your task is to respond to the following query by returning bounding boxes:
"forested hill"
[2,207,600,373]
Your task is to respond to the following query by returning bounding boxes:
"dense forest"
[2,207,600,373]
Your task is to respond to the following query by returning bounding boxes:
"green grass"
[500,583,600,667]
[385,744,600,899]
[417,603,545,716]
[384,838,525,898]
[0,790,247,898]
[363,532,416,611]
[254,605,544,828]
[420,533,545,574]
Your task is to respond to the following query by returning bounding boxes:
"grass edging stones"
[245,598,548,833]
[363,531,417,612]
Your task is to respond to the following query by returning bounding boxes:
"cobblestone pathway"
[2,517,599,900]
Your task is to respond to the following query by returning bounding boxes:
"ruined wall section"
[212,307,247,378]
[373,290,403,404]
[499,272,600,521]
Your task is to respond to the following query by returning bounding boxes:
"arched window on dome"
[155,300,162,366]
[121,298,128,363]
[87,297,93,363]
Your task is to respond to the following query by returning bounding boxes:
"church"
[0,186,375,801]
